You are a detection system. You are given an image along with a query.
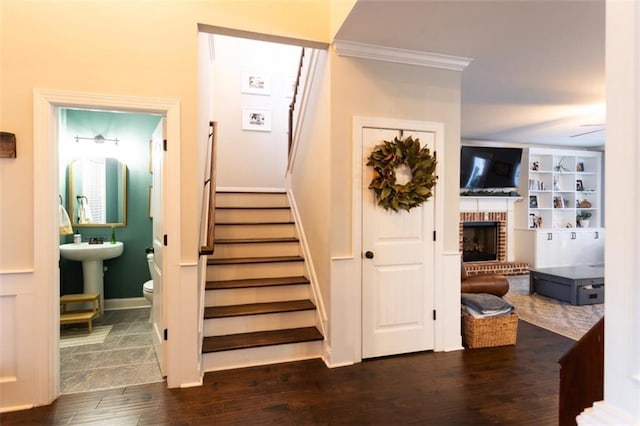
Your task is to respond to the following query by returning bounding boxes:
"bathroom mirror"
[68,157,127,227]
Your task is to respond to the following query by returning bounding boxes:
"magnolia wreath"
[366,135,438,212]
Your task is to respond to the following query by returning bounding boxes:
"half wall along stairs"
[202,191,324,372]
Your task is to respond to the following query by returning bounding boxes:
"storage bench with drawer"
[529,266,604,306]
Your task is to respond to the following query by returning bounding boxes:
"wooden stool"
[60,293,102,333]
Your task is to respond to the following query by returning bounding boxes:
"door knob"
[365,251,374,259]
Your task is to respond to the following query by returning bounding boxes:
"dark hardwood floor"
[1,321,573,425]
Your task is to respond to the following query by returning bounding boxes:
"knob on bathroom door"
[365,251,374,259]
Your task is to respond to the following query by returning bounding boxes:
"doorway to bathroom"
[33,89,182,404]
[57,107,165,393]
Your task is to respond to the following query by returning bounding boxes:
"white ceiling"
[335,0,605,148]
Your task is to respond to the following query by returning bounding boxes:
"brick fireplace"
[460,212,507,263]
[459,198,529,276]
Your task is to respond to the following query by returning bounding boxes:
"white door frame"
[351,116,445,363]
[33,89,181,403]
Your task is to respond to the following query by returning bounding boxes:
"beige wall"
[0,0,331,269]
[289,48,462,360]
[330,51,462,257]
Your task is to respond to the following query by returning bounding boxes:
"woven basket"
[462,311,518,349]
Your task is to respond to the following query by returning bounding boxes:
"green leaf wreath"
[367,135,438,212]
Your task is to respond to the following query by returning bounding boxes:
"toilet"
[143,251,154,322]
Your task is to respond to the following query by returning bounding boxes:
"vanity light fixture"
[74,134,119,145]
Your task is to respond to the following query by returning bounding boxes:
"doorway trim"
[33,89,181,403]
[351,116,446,362]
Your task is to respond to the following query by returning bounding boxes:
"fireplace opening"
[462,221,498,262]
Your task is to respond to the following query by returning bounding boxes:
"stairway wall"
[287,51,332,316]
[212,36,301,190]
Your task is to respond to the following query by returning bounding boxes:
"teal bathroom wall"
[59,109,161,300]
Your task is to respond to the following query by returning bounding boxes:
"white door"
[151,119,166,376]
[362,127,436,358]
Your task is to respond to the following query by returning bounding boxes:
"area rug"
[60,325,112,348]
[503,275,604,341]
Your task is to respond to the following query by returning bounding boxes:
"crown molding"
[333,40,472,72]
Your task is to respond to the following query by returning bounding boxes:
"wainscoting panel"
[0,271,37,413]
[0,295,17,380]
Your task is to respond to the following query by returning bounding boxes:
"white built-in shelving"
[515,147,604,268]
[518,148,602,230]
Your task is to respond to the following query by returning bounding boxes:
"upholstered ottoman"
[461,263,509,297]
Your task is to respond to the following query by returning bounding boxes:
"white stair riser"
[203,310,316,336]
[202,340,322,372]
[216,192,289,208]
[216,208,292,223]
[214,223,297,240]
[207,261,304,281]
[205,284,310,306]
[211,241,300,259]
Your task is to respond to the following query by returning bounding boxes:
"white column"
[577,1,640,424]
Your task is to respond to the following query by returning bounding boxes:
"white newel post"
[577,1,640,424]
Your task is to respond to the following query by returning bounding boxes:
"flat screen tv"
[460,146,522,195]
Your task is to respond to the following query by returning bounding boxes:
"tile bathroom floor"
[59,307,164,394]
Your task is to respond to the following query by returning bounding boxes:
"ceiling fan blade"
[570,128,605,138]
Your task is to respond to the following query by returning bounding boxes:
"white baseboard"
[577,401,639,425]
[104,297,149,311]
[179,379,204,388]
[0,404,34,414]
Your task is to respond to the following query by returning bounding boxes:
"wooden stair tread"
[215,221,295,226]
[204,300,315,319]
[216,191,286,194]
[216,206,290,210]
[215,237,299,245]
[206,276,310,290]
[207,255,303,265]
[202,327,323,353]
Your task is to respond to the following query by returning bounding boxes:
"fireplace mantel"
[459,196,522,200]
[460,196,522,213]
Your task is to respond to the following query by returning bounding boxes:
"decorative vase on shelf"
[578,219,590,228]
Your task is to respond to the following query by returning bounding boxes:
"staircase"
[201,191,324,372]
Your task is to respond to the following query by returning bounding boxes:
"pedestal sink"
[59,242,124,312]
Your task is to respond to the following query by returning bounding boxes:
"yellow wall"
[0,0,331,269]
[330,0,358,40]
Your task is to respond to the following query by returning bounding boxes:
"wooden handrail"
[288,48,305,156]
[558,317,604,425]
[199,121,217,255]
